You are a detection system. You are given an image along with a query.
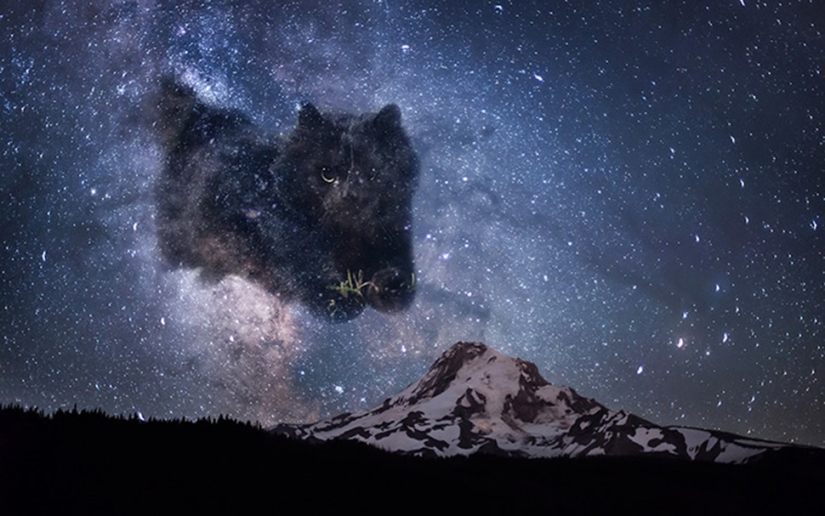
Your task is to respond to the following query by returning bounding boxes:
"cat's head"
[282,103,419,320]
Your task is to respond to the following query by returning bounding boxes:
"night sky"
[2,1,824,446]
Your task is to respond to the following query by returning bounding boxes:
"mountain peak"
[274,342,802,463]
[397,341,599,424]
[404,342,491,403]
[421,341,550,391]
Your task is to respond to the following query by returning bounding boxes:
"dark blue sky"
[1,0,823,446]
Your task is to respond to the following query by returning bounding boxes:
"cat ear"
[298,103,325,130]
[374,104,402,130]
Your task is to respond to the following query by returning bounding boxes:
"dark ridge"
[0,404,823,514]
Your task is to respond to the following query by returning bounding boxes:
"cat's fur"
[154,79,418,321]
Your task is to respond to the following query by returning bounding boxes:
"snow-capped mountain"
[274,342,797,463]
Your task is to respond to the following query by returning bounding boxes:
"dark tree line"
[0,404,822,515]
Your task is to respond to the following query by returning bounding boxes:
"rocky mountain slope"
[274,342,802,463]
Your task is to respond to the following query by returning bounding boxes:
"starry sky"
[1,0,823,446]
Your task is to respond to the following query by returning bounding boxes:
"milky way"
[1,1,823,446]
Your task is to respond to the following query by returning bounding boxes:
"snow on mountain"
[273,342,794,463]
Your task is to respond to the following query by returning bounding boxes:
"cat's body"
[155,80,418,321]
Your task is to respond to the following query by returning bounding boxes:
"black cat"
[154,79,418,321]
